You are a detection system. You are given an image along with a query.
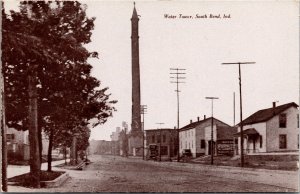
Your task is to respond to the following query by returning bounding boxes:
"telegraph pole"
[205,97,219,165]
[1,65,7,192]
[156,122,164,162]
[222,62,255,167]
[141,105,147,160]
[170,68,186,162]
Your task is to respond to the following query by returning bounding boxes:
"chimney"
[273,102,276,115]
[197,116,200,122]
[174,126,176,129]
[204,115,206,119]
[190,119,192,124]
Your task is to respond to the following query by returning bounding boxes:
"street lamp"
[221,61,255,167]
[156,122,164,162]
[205,97,219,165]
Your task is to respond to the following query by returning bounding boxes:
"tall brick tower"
[128,2,143,156]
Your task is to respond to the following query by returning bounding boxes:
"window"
[298,135,299,149]
[163,135,166,143]
[259,135,263,148]
[157,135,160,143]
[152,135,155,143]
[192,141,193,148]
[161,146,168,155]
[297,114,299,128]
[6,134,15,142]
[185,141,187,149]
[189,143,190,149]
[279,114,287,128]
[279,134,287,149]
[201,140,205,148]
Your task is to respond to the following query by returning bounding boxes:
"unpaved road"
[8,154,298,192]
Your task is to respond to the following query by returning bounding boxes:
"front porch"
[234,128,263,155]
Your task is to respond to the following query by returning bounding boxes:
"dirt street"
[8,155,298,192]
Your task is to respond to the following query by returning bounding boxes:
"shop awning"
[234,128,259,137]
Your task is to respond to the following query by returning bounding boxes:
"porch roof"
[233,128,259,137]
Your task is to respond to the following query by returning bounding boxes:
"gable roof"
[145,128,175,132]
[180,117,230,131]
[217,126,237,139]
[239,102,298,126]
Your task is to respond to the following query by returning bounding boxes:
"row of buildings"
[7,101,298,162]
[148,102,299,159]
[92,102,298,159]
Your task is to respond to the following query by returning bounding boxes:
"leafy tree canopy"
[2,1,117,146]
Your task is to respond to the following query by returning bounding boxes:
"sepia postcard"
[1,0,299,192]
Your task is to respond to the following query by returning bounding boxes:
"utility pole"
[205,97,219,165]
[1,65,7,192]
[156,122,164,162]
[222,61,255,167]
[170,68,186,162]
[141,105,147,160]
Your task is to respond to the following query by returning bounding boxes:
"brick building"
[145,128,178,159]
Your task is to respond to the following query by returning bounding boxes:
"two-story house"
[179,116,232,157]
[235,102,299,154]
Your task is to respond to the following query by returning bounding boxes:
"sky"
[5,1,299,141]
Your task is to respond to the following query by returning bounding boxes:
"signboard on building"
[217,139,234,156]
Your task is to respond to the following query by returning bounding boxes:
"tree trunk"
[47,127,53,172]
[28,73,41,188]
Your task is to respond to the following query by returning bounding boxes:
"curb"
[8,172,70,188]
[41,172,70,188]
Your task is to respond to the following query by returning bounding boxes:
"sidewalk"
[128,156,299,190]
[7,159,70,178]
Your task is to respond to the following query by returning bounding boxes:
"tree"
[2,1,116,186]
